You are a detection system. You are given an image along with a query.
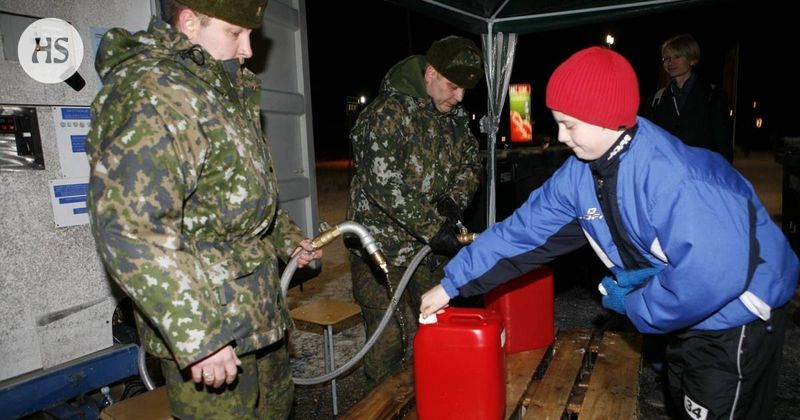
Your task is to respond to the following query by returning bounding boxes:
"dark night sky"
[306,1,796,160]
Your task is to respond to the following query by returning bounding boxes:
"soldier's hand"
[429,222,462,256]
[292,239,322,268]
[190,345,241,388]
[420,284,450,319]
[435,196,463,224]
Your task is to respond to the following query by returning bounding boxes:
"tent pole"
[481,29,517,227]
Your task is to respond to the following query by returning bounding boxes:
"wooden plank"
[523,328,592,420]
[580,331,643,420]
[566,385,587,414]
[341,364,415,420]
[566,333,602,416]
[100,387,170,420]
[290,299,362,334]
[519,380,541,416]
[512,327,560,418]
[504,346,550,419]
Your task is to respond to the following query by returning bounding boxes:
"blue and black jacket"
[441,117,798,334]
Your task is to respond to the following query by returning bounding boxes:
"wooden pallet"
[341,328,643,419]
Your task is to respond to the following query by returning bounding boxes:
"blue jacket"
[442,117,798,334]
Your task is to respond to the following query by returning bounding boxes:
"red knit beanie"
[546,47,639,130]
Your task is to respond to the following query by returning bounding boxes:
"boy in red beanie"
[421,46,798,419]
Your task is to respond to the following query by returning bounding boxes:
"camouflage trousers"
[350,253,444,386]
[159,338,293,420]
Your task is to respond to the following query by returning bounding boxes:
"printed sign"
[52,106,90,178]
[509,83,532,143]
[49,178,89,227]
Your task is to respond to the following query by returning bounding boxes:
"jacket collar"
[590,125,639,176]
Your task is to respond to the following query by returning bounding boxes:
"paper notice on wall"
[49,178,89,227]
[52,106,90,178]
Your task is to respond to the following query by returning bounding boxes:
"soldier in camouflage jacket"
[86,1,320,418]
[347,36,484,385]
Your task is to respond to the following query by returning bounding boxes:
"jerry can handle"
[448,313,488,325]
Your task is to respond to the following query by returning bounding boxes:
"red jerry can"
[485,266,554,353]
[414,307,505,420]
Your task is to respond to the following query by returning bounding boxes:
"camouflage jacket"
[86,18,304,369]
[347,55,481,266]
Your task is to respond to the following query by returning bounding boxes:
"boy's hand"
[599,276,631,315]
[420,284,450,319]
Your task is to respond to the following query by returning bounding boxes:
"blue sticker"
[54,183,88,197]
[61,107,91,120]
[59,195,86,204]
[71,135,86,153]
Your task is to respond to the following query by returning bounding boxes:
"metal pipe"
[137,345,156,391]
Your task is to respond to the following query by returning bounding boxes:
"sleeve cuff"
[441,278,460,299]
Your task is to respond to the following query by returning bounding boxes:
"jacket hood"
[380,55,428,99]
[94,17,258,98]
[95,17,196,83]
[95,17,222,84]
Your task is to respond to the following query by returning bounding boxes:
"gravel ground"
[287,153,800,419]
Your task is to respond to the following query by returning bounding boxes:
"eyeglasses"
[661,54,683,63]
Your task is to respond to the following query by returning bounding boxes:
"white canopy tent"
[390,0,714,225]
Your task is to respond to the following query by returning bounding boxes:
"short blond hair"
[661,34,701,63]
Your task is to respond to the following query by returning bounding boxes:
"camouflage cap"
[426,35,484,89]
[176,0,268,29]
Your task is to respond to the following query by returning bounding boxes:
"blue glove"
[600,265,665,314]
[611,265,664,288]
[600,276,630,315]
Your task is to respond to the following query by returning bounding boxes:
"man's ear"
[424,65,437,83]
[176,8,199,40]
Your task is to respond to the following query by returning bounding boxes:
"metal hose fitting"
[457,232,479,244]
[281,221,388,299]
[316,221,388,275]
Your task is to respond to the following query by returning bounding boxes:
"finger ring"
[203,372,214,379]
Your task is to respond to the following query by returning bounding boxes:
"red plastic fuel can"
[414,307,505,420]
[485,266,554,353]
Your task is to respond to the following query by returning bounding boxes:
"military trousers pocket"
[220,264,283,342]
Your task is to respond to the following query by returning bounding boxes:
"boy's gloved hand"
[600,265,664,315]
[611,265,664,288]
[599,277,631,314]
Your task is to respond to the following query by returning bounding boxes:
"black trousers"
[665,305,787,420]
